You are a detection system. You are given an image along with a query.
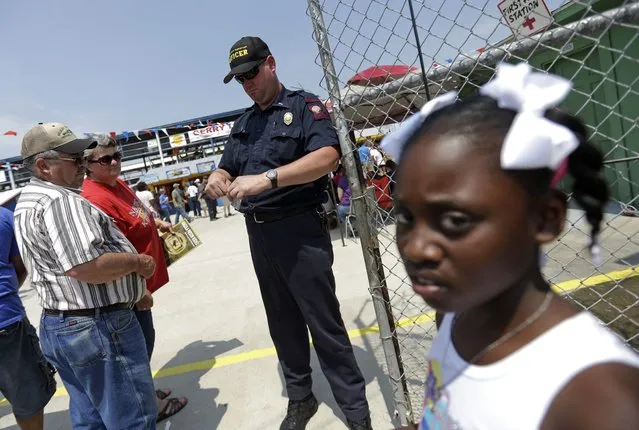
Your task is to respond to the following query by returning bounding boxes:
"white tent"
[0,188,21,207]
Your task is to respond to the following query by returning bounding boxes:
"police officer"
[206,36,372,430]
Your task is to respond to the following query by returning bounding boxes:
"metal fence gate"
[306,0,639,425]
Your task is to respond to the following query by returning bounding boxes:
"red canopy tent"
[347,65,418,86]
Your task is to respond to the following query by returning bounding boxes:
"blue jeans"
[159,208,171,223]
[39,309,157,429]
[337,204,350,223]
[173,206,191,224]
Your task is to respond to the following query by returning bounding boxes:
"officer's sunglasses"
[234,60,266,84]
[88,151,122,166]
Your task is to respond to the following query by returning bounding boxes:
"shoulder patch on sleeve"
[307,102,330,120]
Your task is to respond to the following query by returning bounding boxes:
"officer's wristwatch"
[266,169,278,189]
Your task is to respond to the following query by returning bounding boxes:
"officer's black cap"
[223,36,272,84]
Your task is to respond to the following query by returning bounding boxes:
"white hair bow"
[480,62,579,171]
[381,62,579,172]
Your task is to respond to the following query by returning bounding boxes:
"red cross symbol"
[523,16,536,30]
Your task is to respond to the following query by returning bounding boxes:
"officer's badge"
[283,112,293,126]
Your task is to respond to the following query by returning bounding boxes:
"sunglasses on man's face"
[234,61,266,84]
[89,151,122,166]
[44,155,85,166]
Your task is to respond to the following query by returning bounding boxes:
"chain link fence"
[307,0,639,425]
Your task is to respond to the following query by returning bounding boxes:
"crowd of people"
[134,179,235,225]
[1,36,638,430]
[330,140,396,236]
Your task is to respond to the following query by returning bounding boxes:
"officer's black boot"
[347,414,373,430]
[279,394,318,430]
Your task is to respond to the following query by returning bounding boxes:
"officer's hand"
[205,172,231,199]
[227,174,271,201]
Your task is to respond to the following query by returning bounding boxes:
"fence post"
[154,132,166,166]
[307,0,415,425]
[4,163,16,190]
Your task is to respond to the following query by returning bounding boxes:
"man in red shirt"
[81,136,187,422]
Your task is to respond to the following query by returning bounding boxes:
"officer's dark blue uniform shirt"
[218,86,340,214]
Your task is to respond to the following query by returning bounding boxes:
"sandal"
[156,388,172,400]
[157,397,188,422]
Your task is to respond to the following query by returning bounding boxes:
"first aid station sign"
[498,0,554,39]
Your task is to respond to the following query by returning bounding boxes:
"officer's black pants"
[246,210,369,422]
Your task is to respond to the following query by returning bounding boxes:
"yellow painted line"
[152,346,277,379]
[2,266,637,408]
[550,266,638,293]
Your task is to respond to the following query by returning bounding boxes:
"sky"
[0,0,329,159]
[0,0,567,160]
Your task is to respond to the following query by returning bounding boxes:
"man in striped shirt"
[13,123,159,429]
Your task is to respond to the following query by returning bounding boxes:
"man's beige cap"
[21,122,97,159]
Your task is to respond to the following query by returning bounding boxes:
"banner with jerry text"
[187,122,234,143]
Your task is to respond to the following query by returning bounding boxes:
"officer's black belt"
[246,205,321,224]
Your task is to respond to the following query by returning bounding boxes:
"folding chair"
[345,204,358,238]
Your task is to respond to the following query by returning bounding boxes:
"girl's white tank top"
[419,311,639,429]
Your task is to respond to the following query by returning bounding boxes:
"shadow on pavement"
[615,251,639,266]
[152,338,243,429]
[273,300,397,428]
[352,301,399,424]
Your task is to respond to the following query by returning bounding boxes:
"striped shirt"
[13,177,145,310]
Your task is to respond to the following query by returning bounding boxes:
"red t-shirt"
[81,178,169,293]
[370,175,393,210]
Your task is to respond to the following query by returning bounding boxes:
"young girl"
[383,63,639,429]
